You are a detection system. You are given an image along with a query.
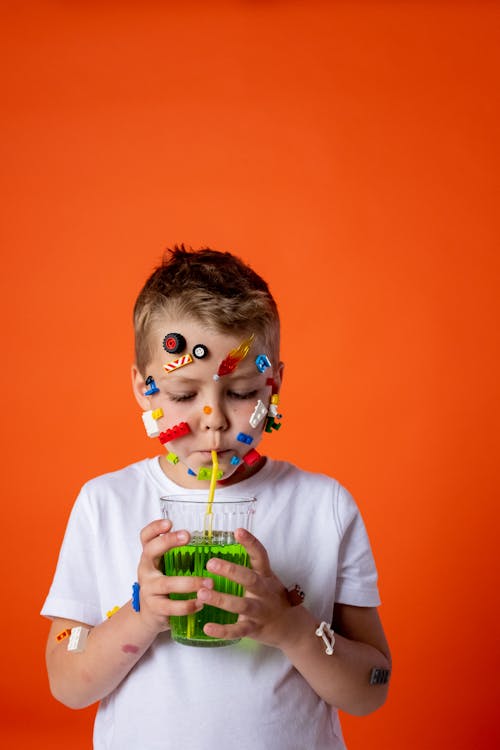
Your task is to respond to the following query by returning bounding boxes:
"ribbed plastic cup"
[160,495,256,647]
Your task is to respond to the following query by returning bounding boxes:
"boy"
[42,246,391,749]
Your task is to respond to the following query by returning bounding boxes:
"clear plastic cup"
[160,495,256,647]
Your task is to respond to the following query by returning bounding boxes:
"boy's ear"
[131,364,152,411]
[275,361,285,391]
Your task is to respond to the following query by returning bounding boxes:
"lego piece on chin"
[142,410,161,438]
[230,455,241,465]
[255,354,271,373]
[163,353,193,374]
[237,432,253,445]
[163,332,186,354]
[106,606,120,618]
[197,467,224,481]
[158,422,191,444]
[249,400,267,428]
[144,375,160,396]
[187,468,197,476]
[67,626,90,653]
[166,451,179,465]
[242,448,261,466]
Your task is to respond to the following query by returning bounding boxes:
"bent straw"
[203,450,219,538]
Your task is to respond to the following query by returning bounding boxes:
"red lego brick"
[158,422,191,444]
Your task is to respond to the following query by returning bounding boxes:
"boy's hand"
[196,528,295,648]
[137,519,213,636]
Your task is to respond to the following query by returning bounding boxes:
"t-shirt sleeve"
[333,484,381,607]
[40,486,102,625]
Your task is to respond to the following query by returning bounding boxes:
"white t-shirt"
[42,457,380,750]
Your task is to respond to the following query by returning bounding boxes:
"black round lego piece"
[163,333,186,354]
[192,344,209,359]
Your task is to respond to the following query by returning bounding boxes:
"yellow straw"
[203,450,218,538]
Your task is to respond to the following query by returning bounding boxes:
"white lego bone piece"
[249,399,268,428]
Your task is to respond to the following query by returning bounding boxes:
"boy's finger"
[234,528,272,576]
[140,519,172,545]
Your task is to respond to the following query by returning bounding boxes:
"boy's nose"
[200,403,228,432]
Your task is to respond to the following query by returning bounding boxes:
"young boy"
[42,246,391,750]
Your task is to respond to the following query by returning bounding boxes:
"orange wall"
[1,1,498,747]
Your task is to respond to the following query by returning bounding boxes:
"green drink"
[160,495,256,647]
[164,531,250,647]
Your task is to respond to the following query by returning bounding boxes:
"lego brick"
[255,354,271,373]
[158,422,191,444]
[242,448,261,466]
[163,353,193,373]
[249,399,267,428]
[142,410,161,438]
[166,451,179,464]
[237,432,253,445]
[197,467,224,480]
[151,408,164,420]
[230,455,241,465]
[67,626,90,653]
[55,628,71,643]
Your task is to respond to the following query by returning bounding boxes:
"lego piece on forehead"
[193,344,209,359]
[163,333,186,354]
[163,353,193,373]
[144,375,160,396]
[255,354,271,373]
[213,333,255,380]
[158,422,191,444]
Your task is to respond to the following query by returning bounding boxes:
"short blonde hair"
[133,246,280,374]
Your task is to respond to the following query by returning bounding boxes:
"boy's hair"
[133,245,280,374]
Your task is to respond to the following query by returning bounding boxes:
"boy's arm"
[45,519,213,709]
[196,528,391,716]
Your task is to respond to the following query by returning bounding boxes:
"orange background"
[1,1,498,747]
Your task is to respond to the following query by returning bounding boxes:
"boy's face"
[132,316,282,489]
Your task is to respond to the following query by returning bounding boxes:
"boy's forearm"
[47,605,160,709]
[280,607,391,716]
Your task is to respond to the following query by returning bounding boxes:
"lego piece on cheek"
[230,455,241,466]
[166,451,180,465]
[163,353,193,374]
[237,432,253,445]
[142,410,161,438]
[158,422,191,444]
[265,417,282,432]
[249,400,267,428]
[151,408,164,420]
[144,376,160,396]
